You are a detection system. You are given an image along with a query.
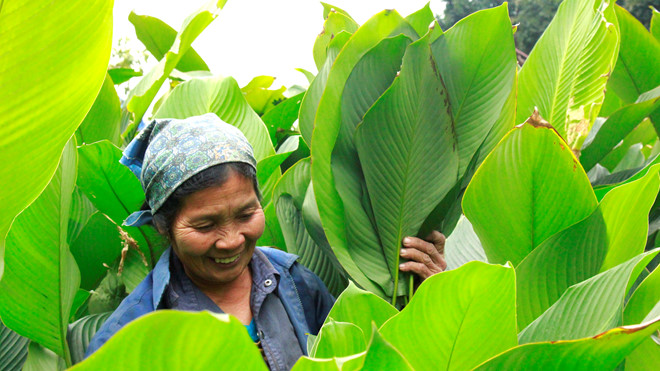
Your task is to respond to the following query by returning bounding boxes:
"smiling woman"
[84,113,445,370]
[85,114,336,370]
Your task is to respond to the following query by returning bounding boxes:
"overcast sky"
[113,0,442,88]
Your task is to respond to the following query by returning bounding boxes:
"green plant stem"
[408,274,415,302]
[391,271,399,306]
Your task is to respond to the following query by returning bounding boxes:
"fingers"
[425,230,446,255]
[399,261,434,280]
[402,235,445,267]
[399,231,448,281]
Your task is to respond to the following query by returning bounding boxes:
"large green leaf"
[431,4,517,176]
[0,142,79,364]
[129,12,210,73]
[309,319,366,359]
[580,86,660,171]
[608,5,660,106]
[519,250,659,343]
[323,282,398,345]
[299,31,352,146]
[70,311,267,370]
[380,262,517,371]
[331,34,412,299]
[273,159,347,296]
[153,75,274,162]
[0,0,112,279]
[463,118,598,266]
[0,320,29,371]
[311,10,413,298]
[313,11,359,71]
[67,312,111,365]
[475,318,660,370]
[517,0,619,149]
[355,35,459,302]
[515,165,660,330]
[76,74,122,146]
[69,212,122,290]
[77,141,166,267]
[124,0,227,129]
[444,215,486,270]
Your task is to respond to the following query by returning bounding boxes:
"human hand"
[398,230,447,281]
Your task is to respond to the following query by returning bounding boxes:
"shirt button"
[258,330,264,339]
[264,279,273,287]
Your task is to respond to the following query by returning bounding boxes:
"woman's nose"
[214,228,245,250]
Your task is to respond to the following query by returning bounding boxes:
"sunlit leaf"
[464,117,598,266]
[517,0,619,149]
[519,250,659,343]
[515,165,660,330]
[70,311,268,370]
[153,75,274,162]
[475,318,660,370]
[76,74,122,146]
[0,0,112,279]
[0,141,79,363]
[125,0,227,129]
[129,12,209,73]
[380,262,517,371]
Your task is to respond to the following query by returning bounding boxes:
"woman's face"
[170,170,265,289]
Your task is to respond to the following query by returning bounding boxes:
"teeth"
[214,255,240,264]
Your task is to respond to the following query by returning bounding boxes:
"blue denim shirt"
[86,246,335,368]
[166,248,304,370]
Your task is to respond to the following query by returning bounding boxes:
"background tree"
[438,0,660,55]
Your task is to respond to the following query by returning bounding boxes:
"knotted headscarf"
[120,113,257,227]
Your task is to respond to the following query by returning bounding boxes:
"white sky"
[113,0,443,88]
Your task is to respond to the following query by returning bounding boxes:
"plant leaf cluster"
[2,0,660,369]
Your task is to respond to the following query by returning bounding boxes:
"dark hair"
[143,162,260,239]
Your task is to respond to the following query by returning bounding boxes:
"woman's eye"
[195,224,214,231]
[239,212,254,221]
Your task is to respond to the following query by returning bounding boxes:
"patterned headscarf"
[120,113,257,227]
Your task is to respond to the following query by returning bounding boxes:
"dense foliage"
[1,0,660,369]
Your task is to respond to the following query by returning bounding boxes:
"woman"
[86,113,446,369]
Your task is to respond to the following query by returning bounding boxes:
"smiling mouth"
[212,254,240,264]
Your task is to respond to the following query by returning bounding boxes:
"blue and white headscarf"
[120,113,257,227]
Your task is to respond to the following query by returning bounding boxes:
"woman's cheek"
[250,210,266,239]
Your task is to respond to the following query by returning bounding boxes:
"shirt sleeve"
[294,263,336,334]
